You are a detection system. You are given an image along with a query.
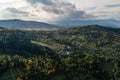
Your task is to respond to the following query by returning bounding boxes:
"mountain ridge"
[0,19,62,30]
[56,19,120,28]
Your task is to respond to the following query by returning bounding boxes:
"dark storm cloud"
[6,8,28,14]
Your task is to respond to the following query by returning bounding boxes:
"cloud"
[26,0,93,21]
[105,4,120,8]
[27,0,54,5]
[41,2,76,15]
[64,11,94,20]
[86,3,120,20]
[0,0,119,22]
[6,8,28,14]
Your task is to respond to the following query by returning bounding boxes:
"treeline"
[0,54,120,80]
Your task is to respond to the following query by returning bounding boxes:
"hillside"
[0,25,120,56]
[0,25,120,55]
[24,25,120,55]
[0,19,62,30]
[61,25,120,54]
[0,29,54,56]
[0,25,120,80]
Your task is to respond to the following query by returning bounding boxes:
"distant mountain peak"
[0,19,62,30]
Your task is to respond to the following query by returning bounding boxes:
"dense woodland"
[0,25,120,80]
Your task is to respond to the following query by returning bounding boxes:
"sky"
[0,0,120,23]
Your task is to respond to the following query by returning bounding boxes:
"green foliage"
[0,54,120,80]
[0,25,120,80]
[0,30,54,56]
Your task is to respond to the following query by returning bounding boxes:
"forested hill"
[0,25,120,80]
[67,25,120,33]
[0,25,120,56]
[0,29,54,56]
[24,25,120,55]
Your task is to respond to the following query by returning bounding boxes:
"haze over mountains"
[0,19,120,30]
[0,19,61,30]
[57,19,120,28]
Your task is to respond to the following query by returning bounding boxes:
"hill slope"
[0,25,120,56]
[0,25,120,80]
[24,25,120,55]
[0,19,61,30]
[0,29,54,56]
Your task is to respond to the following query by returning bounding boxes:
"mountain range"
[57,19,120,28]
[0,19,120,30]
[0,19,61,30]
